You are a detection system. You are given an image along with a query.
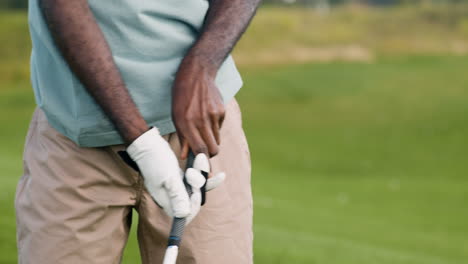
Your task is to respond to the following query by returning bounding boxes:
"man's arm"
[40,0,214,220]
[190,0,261,71]
[40,0,148,144]
[173,0,261,159]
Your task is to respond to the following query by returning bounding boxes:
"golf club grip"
[184,151,196,196]
[167,152,195,247]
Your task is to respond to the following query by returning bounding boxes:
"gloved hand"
[185,153,226,223]
[127,127,225,222]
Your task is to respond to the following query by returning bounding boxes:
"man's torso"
[28,0,243,147]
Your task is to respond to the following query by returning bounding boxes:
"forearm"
[183,0,261,72]
[40,0,148,144]
[172,0,260,158]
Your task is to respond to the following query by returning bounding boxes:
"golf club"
[162,151,198,264]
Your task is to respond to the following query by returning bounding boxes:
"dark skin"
[40,0,261,158]
[173,0,261,159]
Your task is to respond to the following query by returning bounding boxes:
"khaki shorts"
[15,100,253,264]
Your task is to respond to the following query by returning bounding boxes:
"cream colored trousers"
[15,100,253,264]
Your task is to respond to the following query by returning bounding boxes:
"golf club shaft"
[163,152,196,264]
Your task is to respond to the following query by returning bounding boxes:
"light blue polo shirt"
[28,0,243,147]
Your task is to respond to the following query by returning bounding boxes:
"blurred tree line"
[0,0,465,9]
[0,0,27,9]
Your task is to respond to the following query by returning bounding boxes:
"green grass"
[1,6,468,264]
[1,55,467,263]
[238,56,468,263]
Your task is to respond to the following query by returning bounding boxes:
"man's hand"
[172,0,261,159]
[127,128,226,221]
[172,58,225,159]
[127,128,204,219]
[185,153,226,223]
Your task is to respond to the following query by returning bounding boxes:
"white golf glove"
[127,127,225,223]
[185,153,226,223]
